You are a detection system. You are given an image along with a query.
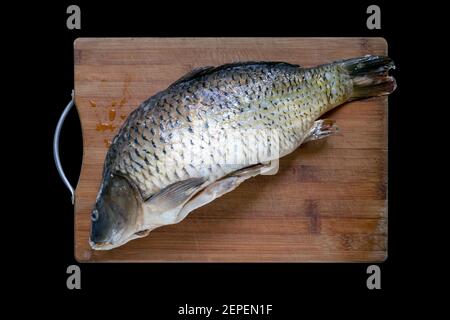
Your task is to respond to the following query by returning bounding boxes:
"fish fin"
[170,66,216,87]
[209,61,301,72]
[340,55,397,99]
[304,119,339,143]
[224,163,269,178]
[145,177,207,211]
[169,62,301,87]
[176,163,269,223]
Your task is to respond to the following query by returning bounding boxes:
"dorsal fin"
[169,61,302,87]
[210,61,302,73]
[170,66,216,87]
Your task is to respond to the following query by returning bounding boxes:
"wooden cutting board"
[74,37,388,262]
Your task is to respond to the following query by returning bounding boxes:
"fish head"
[89,173,145,250]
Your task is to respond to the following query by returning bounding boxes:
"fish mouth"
[89,229,153,251]
[134,229,150,237]
[89,239,113,250]
[93,241,109,247]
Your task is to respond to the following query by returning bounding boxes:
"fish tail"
[340,55,397,99]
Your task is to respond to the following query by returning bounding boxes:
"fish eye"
[91,210,99,221]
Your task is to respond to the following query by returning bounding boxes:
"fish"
[89,55,396,250]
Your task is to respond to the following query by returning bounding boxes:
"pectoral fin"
[176,163,269,222]
[145,177,207,211]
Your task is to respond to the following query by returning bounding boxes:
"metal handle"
[54,91,76,204]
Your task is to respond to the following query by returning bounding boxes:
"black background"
[11,0,426,316]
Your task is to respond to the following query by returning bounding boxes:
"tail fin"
[340,55,397,99]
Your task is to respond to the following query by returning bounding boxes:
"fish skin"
[91,56,396,249]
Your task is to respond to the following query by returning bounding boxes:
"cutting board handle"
[53,91,75,204]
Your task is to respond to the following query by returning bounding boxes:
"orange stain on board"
[108,108,116,121]
[103,138,112,148]
[92,76,130,136]
[96,122,116,132]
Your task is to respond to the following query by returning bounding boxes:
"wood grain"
[74,38,388,262]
